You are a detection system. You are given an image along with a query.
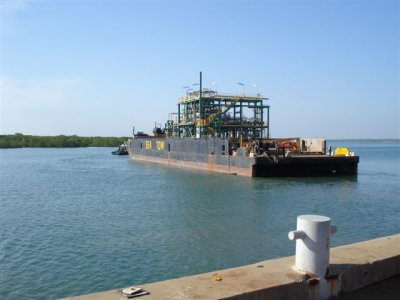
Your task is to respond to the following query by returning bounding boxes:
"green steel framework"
[165,72,270,141]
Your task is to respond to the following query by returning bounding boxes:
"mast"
[199,71,202,138]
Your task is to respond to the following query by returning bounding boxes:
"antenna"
[200,71,202,98]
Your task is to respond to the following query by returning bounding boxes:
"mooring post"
[288,215,337,278]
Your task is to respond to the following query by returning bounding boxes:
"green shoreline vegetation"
[0,133,129,148]
[1,134,398,149]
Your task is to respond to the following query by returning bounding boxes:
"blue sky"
[0,0,399,138]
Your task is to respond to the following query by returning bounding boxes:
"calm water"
[0,141,399,299]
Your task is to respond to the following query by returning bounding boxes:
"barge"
[127,73,358,177]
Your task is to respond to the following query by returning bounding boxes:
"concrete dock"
[66,234,399,300]
[334,275,400,299]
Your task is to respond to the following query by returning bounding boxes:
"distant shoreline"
[1,134,399,149]
[329,139,400,142]
[0,134,129,148]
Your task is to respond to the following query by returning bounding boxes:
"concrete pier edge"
[66,234,400,300]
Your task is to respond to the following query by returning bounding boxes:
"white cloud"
[0,76,87,110]
[0,76,89,134]
[0,0,34,12]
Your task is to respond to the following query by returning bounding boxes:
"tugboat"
[112,143,128,155]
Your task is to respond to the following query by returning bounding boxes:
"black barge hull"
[128,137,358,177]
[253,156,358,177]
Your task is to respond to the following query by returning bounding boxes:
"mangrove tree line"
[0,133,129,148]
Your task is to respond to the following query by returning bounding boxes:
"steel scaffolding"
[165,72,270,141]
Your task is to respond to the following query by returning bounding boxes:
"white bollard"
[288,215,337,278]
